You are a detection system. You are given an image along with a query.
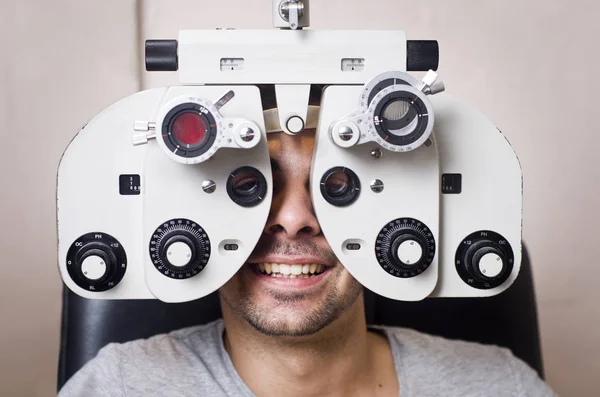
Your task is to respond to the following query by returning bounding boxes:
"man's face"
[219,129,363,337]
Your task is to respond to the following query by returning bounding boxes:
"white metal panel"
[312,85,440,301]
[430,93,523,297]
[57,86,272,301]
[57,89,164,299]
[178,29,407,84]
[142,85,272,302]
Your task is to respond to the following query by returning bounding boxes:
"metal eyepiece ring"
[226,166,268,208]
[320,167,361,207]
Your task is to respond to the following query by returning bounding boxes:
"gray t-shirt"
[58,319,557,396]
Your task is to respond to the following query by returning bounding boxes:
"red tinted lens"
[172,112,207,145]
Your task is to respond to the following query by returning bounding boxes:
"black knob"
[407,40,439,71]
[146,40,178,71]
[375,218,436,278]
[455,231,514,289]
[66,233,127,292]
[149,219,211,279]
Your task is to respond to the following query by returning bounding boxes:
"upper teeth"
[258,263,324,275]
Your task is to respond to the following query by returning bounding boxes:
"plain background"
[1,0,598,395]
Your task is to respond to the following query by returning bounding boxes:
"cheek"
[220,271,243,297]
[336,266,361,289]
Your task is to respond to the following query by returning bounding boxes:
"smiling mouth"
[249,263,327,278]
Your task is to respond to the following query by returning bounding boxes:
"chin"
[220,267,364,338]
[244,306,335,337]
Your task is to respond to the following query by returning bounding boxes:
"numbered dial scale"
[149,218,211,279]
[375,218,436,278]
[455,230,514,289]
[66,232,127,291]
[360,72,434,151]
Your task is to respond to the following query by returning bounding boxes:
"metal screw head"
[338,126,354,141]
[425,138,432,147]
[370,179,384,193]
[202,180,216,194]
[239,127,255,142]
[370,148,383,159]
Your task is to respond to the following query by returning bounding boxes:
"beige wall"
[0,1,598,396]
[0,1,139,395]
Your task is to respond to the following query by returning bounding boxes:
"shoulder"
[109,318,225,364]
[380,325,513,365]
[373,325,557,396]
[59,320,227,396]
[378,325,517,374]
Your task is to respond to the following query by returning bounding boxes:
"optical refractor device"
[56,1,522,303]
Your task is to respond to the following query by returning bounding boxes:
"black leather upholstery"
[57,245,543,391]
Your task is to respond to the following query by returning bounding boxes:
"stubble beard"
[220,240,363,337]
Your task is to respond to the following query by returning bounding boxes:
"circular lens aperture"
[172,112,208,146]
[372,88,431,149]
[320,167,360,207]
[381,98,418,137]
[231,170,260,197]
[324,171,350,198]
[160,102,218,161]
[227,166,268,207]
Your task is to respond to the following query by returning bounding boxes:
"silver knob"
[132,121,156,146]
[419,70,445,95]
[338,126,354,141]
[279,0,304,29]
[239,127,256,142]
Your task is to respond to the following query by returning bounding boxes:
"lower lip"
[246,264,331,289]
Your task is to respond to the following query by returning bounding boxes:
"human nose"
[264,184,321,238]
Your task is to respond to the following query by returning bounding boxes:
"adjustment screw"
[202,180,216,193]
[239,127,255,142]
[370,179,384,193]
[338,126,354,141]
[370,148,383,159]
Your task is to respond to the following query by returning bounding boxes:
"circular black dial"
[375,218,436,278]
[149,218,211,279]
[161,103,218,159]
[66,232,127,292]
[455,230,514,289]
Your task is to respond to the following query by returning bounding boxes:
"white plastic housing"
[178,30,407,84]
[429,94,523,297]
[57,86,271,301]
[312,86,522,299]
[312,85,440,301]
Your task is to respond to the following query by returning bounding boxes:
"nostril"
[298,226,313,234]
[268,224,285,234]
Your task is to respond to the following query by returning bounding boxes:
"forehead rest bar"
[264,105,321,133]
